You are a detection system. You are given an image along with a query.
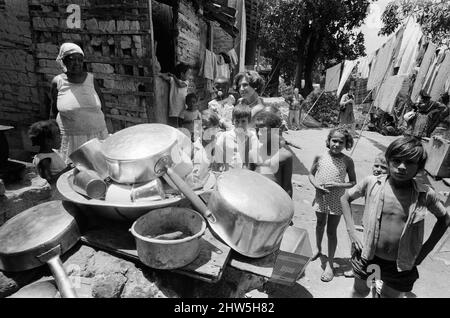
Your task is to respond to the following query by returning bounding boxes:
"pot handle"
[165,166,217,224]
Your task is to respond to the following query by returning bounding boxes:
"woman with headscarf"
[50,42,109,163]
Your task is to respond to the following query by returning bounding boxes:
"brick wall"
[213,22,234,54]
[176,0,210,109]
[0,0,40,159]
[28,0,156,133]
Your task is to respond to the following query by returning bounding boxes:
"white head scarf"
[56,43,84,72]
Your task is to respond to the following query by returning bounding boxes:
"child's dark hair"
[232,103,252,122]
[285,95,294,104]
[201,109,220,128]
[385,136,427,171]
[254,110,282,129]
[185,93,197,105]
[174,62,192,78]
[326,128,354,150]
[28,120,59,147]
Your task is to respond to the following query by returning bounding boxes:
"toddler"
[214,103,258,171]
[28,120,70,183]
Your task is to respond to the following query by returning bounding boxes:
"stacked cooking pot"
[71,123,294,259]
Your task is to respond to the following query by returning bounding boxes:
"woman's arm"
[49,78,59,119]
[279,152,293,198]
[93,78,107,118]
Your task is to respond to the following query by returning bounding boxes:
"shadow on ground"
[361,135,389,153]
[317,255,352,278]
[286,146,310,176]
[263,281,314,298]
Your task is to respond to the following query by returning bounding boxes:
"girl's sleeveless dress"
[313,151,347,215]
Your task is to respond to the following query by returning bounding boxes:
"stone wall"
[176,0,210,109]
[0,0,40,159]
[28,0,156,133]
[213,23,234,54]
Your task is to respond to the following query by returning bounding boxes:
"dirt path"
[271,128,450,298]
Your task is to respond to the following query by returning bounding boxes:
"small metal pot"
[130,207,206,269]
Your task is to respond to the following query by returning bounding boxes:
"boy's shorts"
[351,249,419,293]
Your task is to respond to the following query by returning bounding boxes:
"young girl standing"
[309,128,356,282]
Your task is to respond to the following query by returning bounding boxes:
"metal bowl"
[130,207,206,269]
[56,169,208,221]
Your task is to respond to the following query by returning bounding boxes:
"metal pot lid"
[215,169,294,222]
[102,124,177,160]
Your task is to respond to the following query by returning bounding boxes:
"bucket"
[130,207,206,269]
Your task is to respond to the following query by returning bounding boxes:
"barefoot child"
[341,137,450,297]
[182,93,201,140]
[160,63,194,128]
[309,128,356,282]
[344,152,388,278]
[214,103,258,171]
[208,76,235,131]
[254,110,293,197]
[372,152,388,176]
[28,120,71,183]
[186,110,221,188]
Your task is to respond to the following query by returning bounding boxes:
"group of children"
[25,62,450,298]
[308,127,449,298]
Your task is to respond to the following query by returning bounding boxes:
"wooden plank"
[80,225,231,283]
[229,226,313,281]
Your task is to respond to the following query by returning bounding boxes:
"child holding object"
[208,76,235,131]
[214,103,258,171]
[341,137,450,297]
[186,110,221,188]
[160,63,194,128]
[28,119,71,183]
[309,128,356,282]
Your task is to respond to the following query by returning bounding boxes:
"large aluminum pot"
[69,138,109,180]
[207,169,294,258]
[101,124,179,184]
[101,123,215,222]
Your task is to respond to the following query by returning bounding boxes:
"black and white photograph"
[0,0,449,302]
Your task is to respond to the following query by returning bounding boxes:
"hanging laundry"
[430,51,450,101]
[227,48,238,67]
[324,62,341,92]
[367,36,397,90]
[391,26,406,69]
[374,75,409,113]
[356,54,372,79]
[422,49,446,96]
[337,60,358,96]
[215,54,230,79]
[394,21,423,75]
[199,49,215,80]
[411,42,437,102]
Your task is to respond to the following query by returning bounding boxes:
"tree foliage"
[257,0,370,95]
[380,0,450,45]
